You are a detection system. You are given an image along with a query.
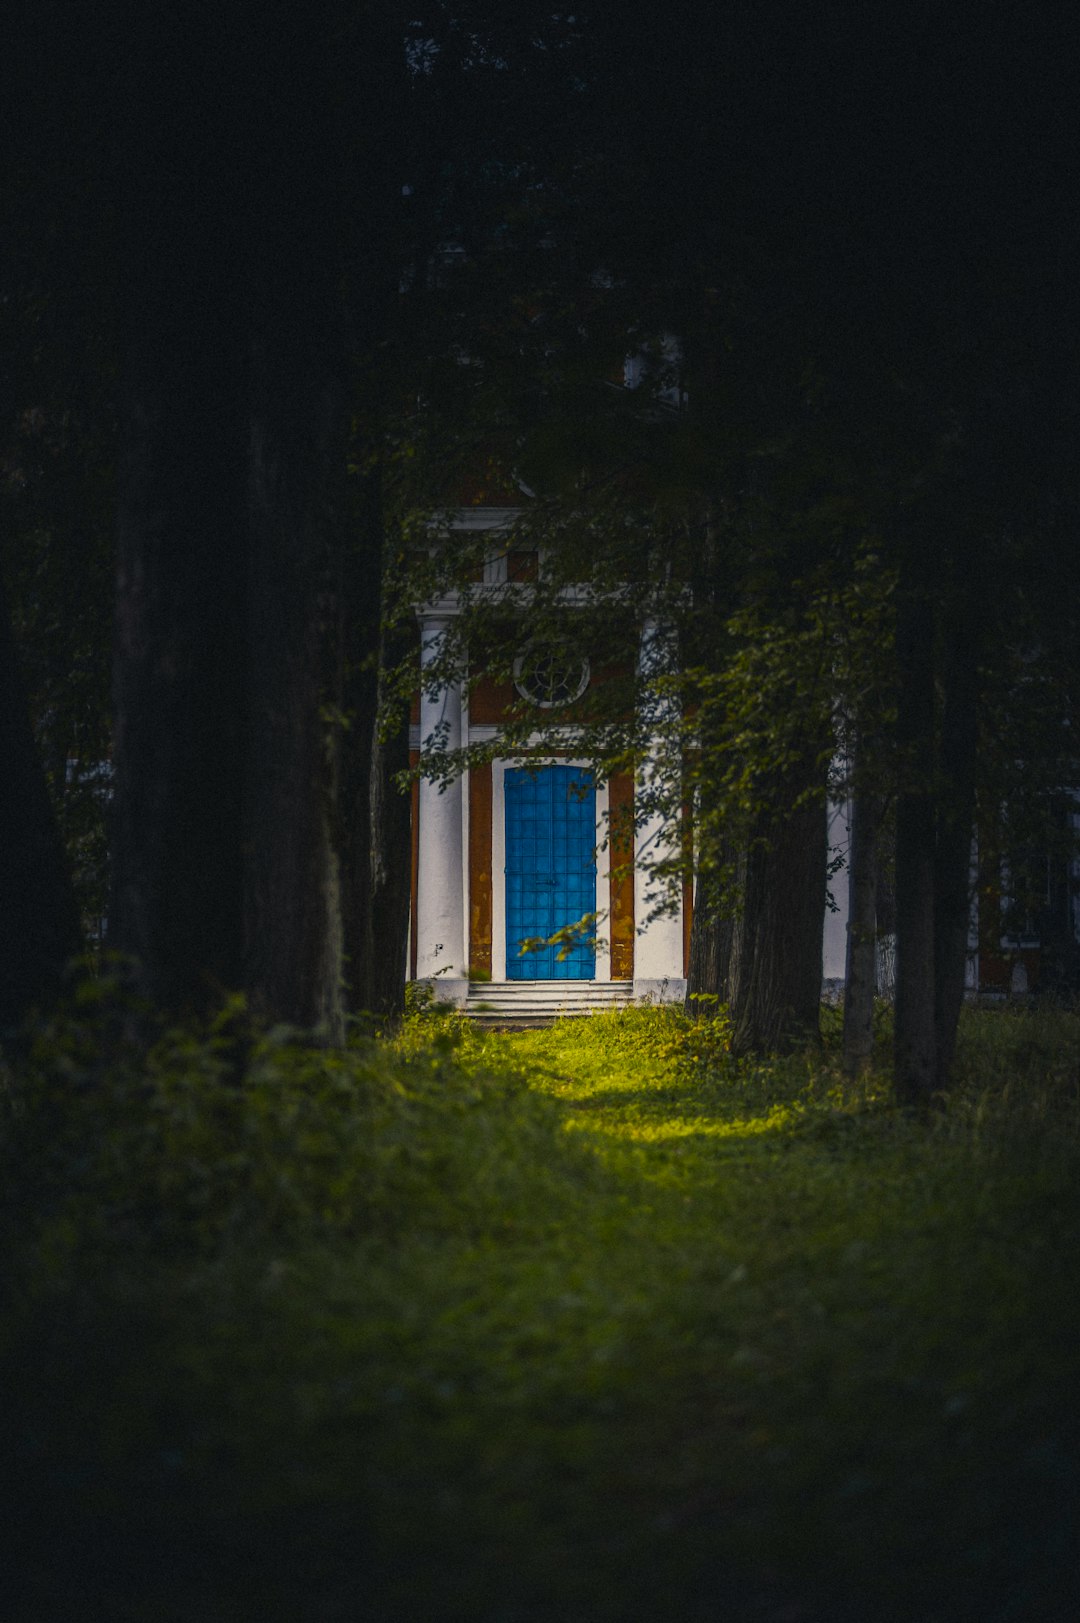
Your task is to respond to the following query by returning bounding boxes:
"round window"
[513,644,590,708]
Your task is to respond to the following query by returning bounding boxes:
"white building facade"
[409,509,969,1015]
[409,509,688,1011]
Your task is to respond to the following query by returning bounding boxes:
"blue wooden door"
[505,766,596,979]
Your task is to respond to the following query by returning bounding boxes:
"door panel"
[505,767,596,979]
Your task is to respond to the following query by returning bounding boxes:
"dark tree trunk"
[241,13,362,1038]
[686,819,738,1014]
[686,870,734,1013]
[728,785,827,1056]
[339,514,380,1019]
[0,571,82,1039]
[297,5,405,1027]
[932,613,979,1088]
[1039,795,1080,998]
[245,291,347,1037]
[685,499,734,1018]
[110,44,248,1014]
[893,588,938,1106]
[339,478,413,1023]
[109,8,377,1036]
[240,18,341,1032]
[363,641,414,1019]
[843,784,881,1076]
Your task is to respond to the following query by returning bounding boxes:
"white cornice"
[416,582,635,620]
[448,506,524,531]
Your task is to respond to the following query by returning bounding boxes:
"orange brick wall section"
[608,772,635,979]
[469,764,493,977]
[469,674,516,725]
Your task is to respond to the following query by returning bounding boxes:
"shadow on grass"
[3,1010,1080,1622]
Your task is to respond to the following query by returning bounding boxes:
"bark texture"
[110,35,248,1013]
[338,519,379,1019]
[932,613,979,1087]
[245,312,347,1035]
[728,792,827,1055]
[340,536,414,1021]
[686,871,734,1012]
[0,572,82,1037]
[842,786,881,1076]
[893,589,938,1105]
[362,655,414,1019]
[109,7,389,1034]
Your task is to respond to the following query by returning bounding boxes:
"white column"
[415,611,468,1003]
[633,618,686,1002]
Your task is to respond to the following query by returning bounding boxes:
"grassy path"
[4,1006,1080,1620]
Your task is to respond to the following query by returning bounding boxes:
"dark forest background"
[4,1,1079,1103]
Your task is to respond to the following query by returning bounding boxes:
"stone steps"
[464,980,634,1029]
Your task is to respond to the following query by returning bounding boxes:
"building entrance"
[504,766,596,979]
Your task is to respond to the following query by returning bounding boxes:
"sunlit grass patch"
[566,1102,804,1142]
[2,999,1079,1621]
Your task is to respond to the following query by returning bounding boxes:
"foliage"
[2,982,562,1260]
[389,2,1080,1093]
[2,1001,1079,1620]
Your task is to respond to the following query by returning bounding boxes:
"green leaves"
[3,1000,1079,1619]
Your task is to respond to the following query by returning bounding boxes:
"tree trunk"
[1038,795,1080,998]
[686,874,734,1012]
[244,283,348,1037]
[325,8,407,1024]
[363,645,414,1019]
[686,830,736,1015]
[728,786,827,1056]
[110,58,248,1013]
[339,485,413,1023]
[843,785,881,1076]
[0,571,82,1040]
[893,588,938,1106]
[684,499,734,1018]
[241,10,371,1038]
[110,8,372,1036]
[932,612,979,1089]
[339,513,379,1020]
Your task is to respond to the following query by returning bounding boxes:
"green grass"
[2,1001,1079,1621]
